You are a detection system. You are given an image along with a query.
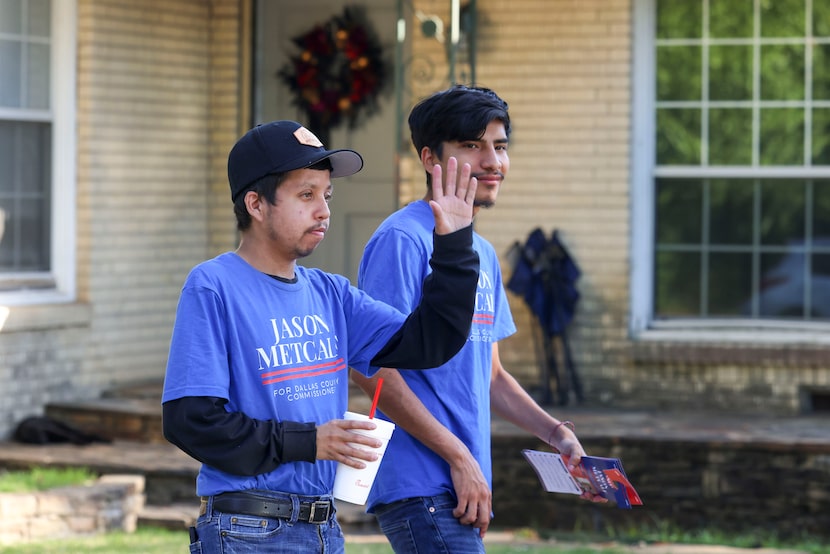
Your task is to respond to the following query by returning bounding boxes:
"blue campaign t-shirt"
[358,200,517,511]
[162,252,407,497]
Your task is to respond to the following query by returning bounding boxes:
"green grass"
[0,528,630,554]
[0,466,96,492]
[631,527,825,551]
[545,526,830,554]
[345,543,630,554]
[0,528,190,554]
[0,526,827,554]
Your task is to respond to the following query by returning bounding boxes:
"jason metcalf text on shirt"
[256,315,345,395]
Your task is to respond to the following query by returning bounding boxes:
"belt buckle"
[307,500,331,523]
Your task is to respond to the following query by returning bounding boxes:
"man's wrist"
[547,420,575,446]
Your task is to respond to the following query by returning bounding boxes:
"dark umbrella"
[506,228,583,405]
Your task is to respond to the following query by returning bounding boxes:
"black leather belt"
[207,491,333,524]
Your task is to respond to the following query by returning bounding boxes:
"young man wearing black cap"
[161,120,480,553]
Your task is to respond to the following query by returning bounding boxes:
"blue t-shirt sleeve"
[162,280,232,403]
[358,227,429,312]
[339,280,407,375]
[491,253,518,341]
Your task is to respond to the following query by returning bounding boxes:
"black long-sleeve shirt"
[163,224,479,476]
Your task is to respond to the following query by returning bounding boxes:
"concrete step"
[0,440,199,505]
[42,380,165,443]
[139,502,199,531]
[45,397,164,443]
[42,379,375,444]
[0,439,379,534]
[21,380,386,534]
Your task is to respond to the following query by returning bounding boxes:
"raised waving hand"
[429,156,478,235]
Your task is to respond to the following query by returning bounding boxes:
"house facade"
[0,0,827,439]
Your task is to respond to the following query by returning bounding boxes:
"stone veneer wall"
[0,475,145,545]
[491,435,830,539]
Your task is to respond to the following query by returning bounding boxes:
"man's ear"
[420,146,438,170]
[244,190,265,222]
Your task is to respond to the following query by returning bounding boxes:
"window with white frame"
[0,0,75,303]
[633,0,830,331]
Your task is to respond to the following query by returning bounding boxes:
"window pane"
[0,39,22,108]
[811,253,830,319]
[17,121,51,195]
[759,251,806,317]
[812,44,830,100]
[710,180,753,244]
[709,108,752,164]
[709,45,752,101]
[0,121,51,272]
[27,42,49,109]
[710,0,753,38]
[760,108,804,165]
[816,0,830,37]
[0,0,22,34]
[0,124,14,193]
[814,181,830,237]
[0,200,14,267]
[656,179,702,243]
[651,0,824,324]
[761,45,804,101]
[709,252,752,316]
[657,108,701,165]
[655,251,701,316]
[17,198,49,269]
[657,0,702,39]
[657,46,701,101]
[812,109,830,164]
[760,0,805,38]
[0,198,50,271]
[27,0,50,37]
[760,180,805,244]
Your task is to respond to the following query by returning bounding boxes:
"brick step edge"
[138,503,198,531]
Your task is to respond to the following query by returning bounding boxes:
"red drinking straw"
[369,377,384,419]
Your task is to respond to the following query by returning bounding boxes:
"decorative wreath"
[278,6,387,144]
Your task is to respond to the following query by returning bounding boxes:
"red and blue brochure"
[522,449,643,509]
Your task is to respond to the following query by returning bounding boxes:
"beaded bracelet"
[547,420,575,446]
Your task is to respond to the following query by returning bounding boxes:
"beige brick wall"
[208,0,247,256]
[476,0,632,395]
[0,0,244,439]
[76,0,242,392]
[405,0,633,399]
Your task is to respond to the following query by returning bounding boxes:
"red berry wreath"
[279,6,388,143]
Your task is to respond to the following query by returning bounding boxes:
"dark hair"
[408,85,510,185]
[233,159,333,231]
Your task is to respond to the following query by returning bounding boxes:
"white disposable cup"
[333,411,395,505]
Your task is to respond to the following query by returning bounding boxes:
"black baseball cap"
[227,120,364,202]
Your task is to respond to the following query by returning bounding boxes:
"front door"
[254,0,399,283]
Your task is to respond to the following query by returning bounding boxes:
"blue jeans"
[188,491,345,553]
[374,493,485,554]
